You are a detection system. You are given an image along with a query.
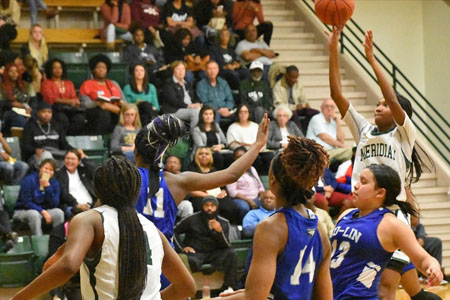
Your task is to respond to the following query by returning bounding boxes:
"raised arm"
[159,231,196,300]
[167,115,270,202]
[327,25,350,116]
[364,30,405,125]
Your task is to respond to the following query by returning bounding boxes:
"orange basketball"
[315,0,355,26]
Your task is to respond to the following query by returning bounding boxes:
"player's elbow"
[185,276,196,297]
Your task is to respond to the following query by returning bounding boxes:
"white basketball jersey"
[80,205,164,300]
[343,104,416,201]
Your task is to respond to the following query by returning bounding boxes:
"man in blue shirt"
[196,61,234,122]
[242,190,276,238]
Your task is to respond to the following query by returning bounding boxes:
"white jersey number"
[330,240,350,269]
[290,246,316,285]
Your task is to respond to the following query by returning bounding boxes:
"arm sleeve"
[100,4,116,23]
[256,3,264,23]
[66,81,78,100]
[191,127,205,148]
[20,177,44,212]
[243,211,258,231]
[226,181,238,198]
[116,4,131,30]
[40,80,57,105]
[267,123,281,150]
[342,104,371,143]
[213,220,231,248]
[149,84,160,111]
[217,127,227,146]
[21,123,36,160]
[223,81,234,109]
[415,223,426,240]
[196,80,210,105]
[56,172,78,208]
[44,180,61,208]
[173,217,190,250]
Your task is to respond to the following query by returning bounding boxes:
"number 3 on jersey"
[144,187,165,218]
[330,240,350,269]
[290,246,316,285]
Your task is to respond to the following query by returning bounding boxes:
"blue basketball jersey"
[269,207,323,300]
[330,208,394,300]
[135,168,177,241]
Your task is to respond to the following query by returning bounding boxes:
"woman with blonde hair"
[21,24,48,69]
[110,103,141,162]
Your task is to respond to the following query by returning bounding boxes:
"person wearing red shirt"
[100,0,132,48]
[232,0,273,45]
[41,58,86,135]
[79,54,125,135]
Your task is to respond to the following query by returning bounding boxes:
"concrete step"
[411,172,438,188]
[299,68,346,82]
[271,32,316,44]
[274,55,329,68]
[276,48,325,57]
[306,91,367,104]
[264,10,297,21]
[415,187,449,203]
[420,207,450,218]
[273,21,305,33]
[303,79,356,94]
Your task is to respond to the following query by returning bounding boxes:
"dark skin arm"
[159,231,196,300]
[363,30,405,125]
[11,210,103,300]
[166,114,270,205]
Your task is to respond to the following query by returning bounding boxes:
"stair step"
[264,10,296,20]
[421,217,450,227]
[274,55,329,68]
[414,187,449,203]
[272,43,324,51]
[418,200,449,210]
[273,21,306,33]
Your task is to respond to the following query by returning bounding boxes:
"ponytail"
[94,157,147,300]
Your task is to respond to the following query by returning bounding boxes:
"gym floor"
[1,284,450,300]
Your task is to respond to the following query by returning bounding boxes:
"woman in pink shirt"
[232,0,273,45]
[100,0,132,48]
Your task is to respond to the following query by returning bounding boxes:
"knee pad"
[411,289,442,300]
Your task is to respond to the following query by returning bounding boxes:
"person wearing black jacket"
[174,196,238,292]
[55,149,96,218]
[160,61,201,128]
[21,101,73,169]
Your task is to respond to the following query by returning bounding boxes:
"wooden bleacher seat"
[12,28,122,51]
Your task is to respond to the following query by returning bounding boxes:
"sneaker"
[222,287,234,294]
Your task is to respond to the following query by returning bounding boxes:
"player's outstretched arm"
[312,222,333,300]
[364,30,405,126]
[327,25,350,117]
[11,211,98,300]
[378,215,443,286]
[168,114,270,202]
[159,231,196,300]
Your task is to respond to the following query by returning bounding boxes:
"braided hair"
[272,137,329,206]
[93,156,146,300]
[368,164,417,217]
[135,114,187,198]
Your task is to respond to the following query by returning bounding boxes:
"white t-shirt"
[80,205,164,300]
[227,122,264,150]
[280,127,289,144]
[235,39,273,65]
[306,113,337,150]
[342,104,416,201]
[67,169,93,205]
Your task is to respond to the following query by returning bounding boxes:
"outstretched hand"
[255,113,269,147]
[326,25,344,50]
[363,30,375,63]
[426,262,443,286]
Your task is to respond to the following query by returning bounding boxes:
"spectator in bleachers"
[123,63,159,125]
[192,105,229,170]
[273,65,318,134]
[22,101,74,169]
[100,0,133,49]
[123,27,167,86]
[20,24,48,69]
[130,0,162,35]
[162,0,203,45]
[305,194,334,238]
[267,105,303,152]
[235,24,276,68]
[193,0,233,41]
[232,0,273,45]
[306,98,352,163]
[13,158,64,236]
[242,189,275,238]
[27,0,57,26]
[0,132,28,184]
[174,195,239,292]
[187,146,240,224]
[110,103,141,162]
[209,28,249,90]
[0,63,33,135]
[41,58,86,135]
[313,167,353,217]
[23,55,41,94]
[226,146,265,220]
[161,60,201,128]
[227,104,273,174]
[163,154,194,220]
[239,60,272,122]
[196,61,234,122]
[0,203,16,251]
[0,0,20,25]
[80,54,124,135]
[55,150,95,218]
[413,222,444,275]
[0,13,17,51]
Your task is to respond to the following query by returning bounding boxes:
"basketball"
[315,0,355,26]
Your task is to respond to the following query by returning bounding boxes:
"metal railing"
[301,0,450,165]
